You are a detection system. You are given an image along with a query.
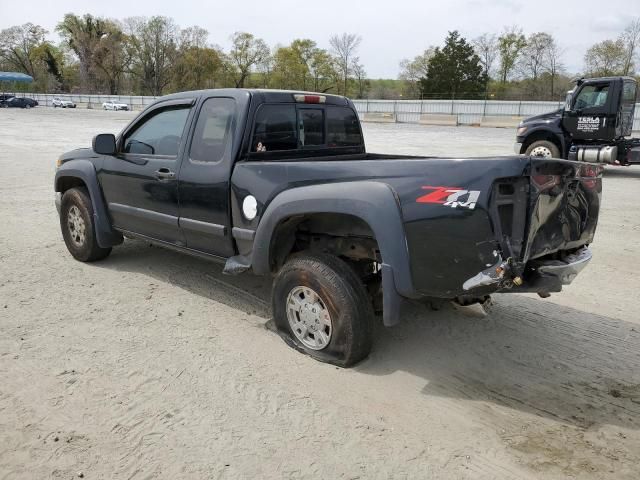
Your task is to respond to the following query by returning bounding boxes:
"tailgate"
[399,156,602,297]
[491,158,602,265]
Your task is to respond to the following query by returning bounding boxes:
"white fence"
[11,93,640,130]
[352,99,640,131]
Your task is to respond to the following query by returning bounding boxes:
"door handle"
[154,168,175,180]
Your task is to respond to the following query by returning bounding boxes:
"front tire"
[525,140,560,158]
[272,253,374,367]
[60,188,112,262]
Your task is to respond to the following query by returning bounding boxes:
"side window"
[623,82,637,104]
[123,107,190,156]
[252,104,297,152]
[190,98,235,163]
[327,107,362,146]
[299,109,324,146]
[573,84,609,110]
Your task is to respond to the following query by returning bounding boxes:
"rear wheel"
[272,253,373,367]
[60,188,112,262]
[525,140,560,158]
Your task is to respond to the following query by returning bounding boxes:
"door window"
[123,107,190,156]
[189,98,235,163]
[573,84,609,110]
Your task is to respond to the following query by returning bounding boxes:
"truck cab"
[515,76,640,165]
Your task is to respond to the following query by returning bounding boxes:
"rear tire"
[60,187,112,262]
[525,140,560,158]
[272,253,374,367]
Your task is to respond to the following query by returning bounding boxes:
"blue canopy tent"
[0,72,34,100]
[0,72,34,83]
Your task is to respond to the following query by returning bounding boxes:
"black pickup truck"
[55,89,602,366]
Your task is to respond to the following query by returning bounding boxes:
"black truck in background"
[55,89,602,366]
[515,76,640,165]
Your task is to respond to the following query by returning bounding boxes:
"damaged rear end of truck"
[398,156,602,301]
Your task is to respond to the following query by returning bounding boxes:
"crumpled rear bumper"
[521,246,593,292]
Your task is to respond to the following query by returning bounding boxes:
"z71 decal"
[416,186,481,210]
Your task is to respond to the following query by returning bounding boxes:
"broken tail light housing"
[531,174,561,192]
[578,164,603,190]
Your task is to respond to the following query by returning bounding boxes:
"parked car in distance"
[102,101,129,111]
[53,97,77,108]
[0,96,38,109]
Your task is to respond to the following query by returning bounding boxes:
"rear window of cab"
[251,104,362,153]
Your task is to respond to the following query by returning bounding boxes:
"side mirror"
[92,133,117,155]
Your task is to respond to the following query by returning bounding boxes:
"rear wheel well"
[522,131,563,156]
[57,176,87,194]
[270,213,381,271]
[270,213,383,311]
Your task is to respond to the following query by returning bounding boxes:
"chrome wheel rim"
[286,286,332,350]
[67,205,86,247]
[530,145,552,158]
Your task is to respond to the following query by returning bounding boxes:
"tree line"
[0,14,365,97]
[399,19,640,101]
[1,14,639,101]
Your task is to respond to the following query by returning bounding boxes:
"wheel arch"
[55,160,123,248]
[246,181,416,326]
[521,129,565,157]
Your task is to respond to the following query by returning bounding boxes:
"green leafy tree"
[0,23,48,79]
[419,31,487,99]
[91,23,131,94]
[498,26,526,83]
[57,14,115,92]
[227,32,269,88]
[271,44,306,89]
[584,39,626,76]
[172,27,224,90]
[308,48,337,92]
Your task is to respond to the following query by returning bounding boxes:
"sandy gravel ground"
[1,108,640,479]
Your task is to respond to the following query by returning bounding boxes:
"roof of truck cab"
[158,88,351,106]
[581,76,637,83]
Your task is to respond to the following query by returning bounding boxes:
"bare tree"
[543,37,564,98]
[329,33,361,95]
[398,48,435,98]
[352,58,367,98]
[124,16,179,96]
[472,33,498,79]
[521,32,554,81]
[621,17,640,75]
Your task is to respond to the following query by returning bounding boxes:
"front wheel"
[60,188,112,262]
[272,253,374,367]
[525,140,560,158]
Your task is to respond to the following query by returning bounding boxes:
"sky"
[1,0,636,78]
